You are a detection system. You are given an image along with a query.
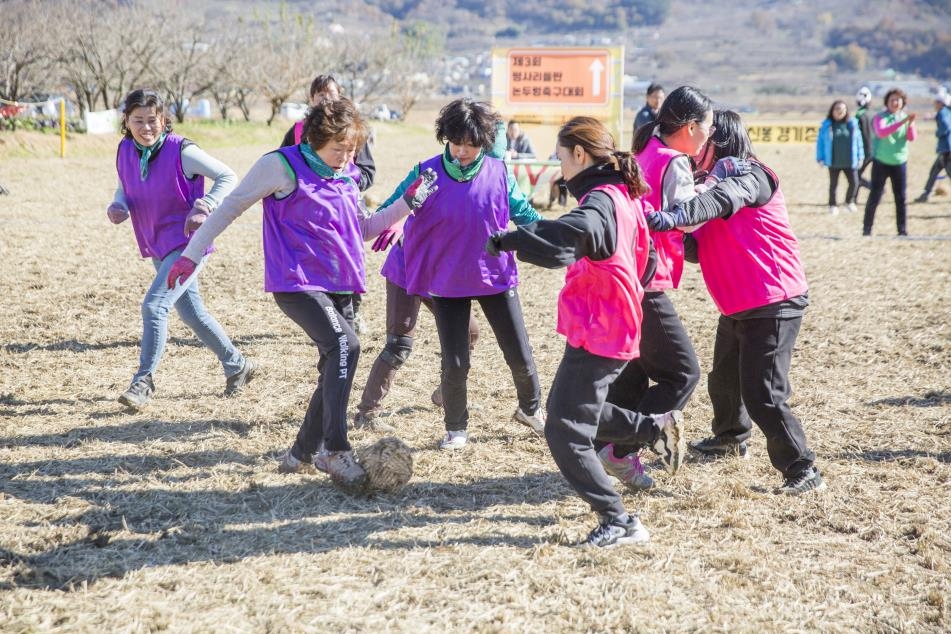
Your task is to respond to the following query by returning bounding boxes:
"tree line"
[0,0,443,126]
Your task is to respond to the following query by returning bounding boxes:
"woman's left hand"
[185,199,212,235]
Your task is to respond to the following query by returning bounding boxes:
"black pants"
[922,151,951,195]
[828,167,859,206]
[863,160,908,235]
[707,314,815,477]
[605,291,700,455]
[546,344,659,521]
[274,291,359,454]
[431,288,540,431]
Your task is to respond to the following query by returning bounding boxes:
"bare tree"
[251,7,325,126]
[0,1,54,114]
[205,23,258,121]
[389,22,444,119]
[153,15,214,123]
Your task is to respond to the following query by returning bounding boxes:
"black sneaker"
[582,515,650,548]
[224,358,257,397]
[688,435,750,459]
[914,192,929,204]
[118,374,154,410]
[774,467,826,495]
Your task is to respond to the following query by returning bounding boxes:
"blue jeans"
[133,250,245,383]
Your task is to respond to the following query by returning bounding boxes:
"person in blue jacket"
[914,90,951,203]
[816,99,864,215]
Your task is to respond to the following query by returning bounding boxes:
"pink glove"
[107,203,129,224]
[185,199,212,235]
[372,217,406,252]
[166,256,197,289]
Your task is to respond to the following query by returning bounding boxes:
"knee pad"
[380,334,413,369]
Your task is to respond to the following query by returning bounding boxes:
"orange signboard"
[505,48,610,106]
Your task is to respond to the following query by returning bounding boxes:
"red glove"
[166,256,197,289]
[372,217,406,252]
[107,203,129,224]
[185,199,212,235]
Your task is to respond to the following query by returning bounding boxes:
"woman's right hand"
[107,203,130,224]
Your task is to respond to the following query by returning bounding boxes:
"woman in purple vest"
[647,110,825,495]
[167,98,437,488]
[394,98,545,450]
[107,89,255,411]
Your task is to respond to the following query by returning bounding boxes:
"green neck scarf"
[300,143,354,186]
[441,145,485,182]
[133,132,168,181]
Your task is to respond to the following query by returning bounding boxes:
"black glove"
[485,232,507,256]
[646,205,687,232]
[707,157,752,184]
[402,167,439,210]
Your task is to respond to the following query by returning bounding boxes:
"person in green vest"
[862,88,917,236]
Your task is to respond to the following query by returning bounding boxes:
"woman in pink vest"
[647,110,824,495]
[166,98,435,488]
[594,87,713,486]
[107,89,255,411]
[488,117,685,548]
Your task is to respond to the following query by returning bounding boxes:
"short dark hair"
[309,74,339,99]
[435,98,501,151]
[302,96,369,152]
[120,89,173,138]
[883,88,908,107]
[646,83,664,96]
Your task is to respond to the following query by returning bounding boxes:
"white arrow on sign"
[588,58,605,97]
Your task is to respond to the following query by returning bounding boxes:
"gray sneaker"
[689,435,750,459]
[513,406,545,436]
[352,410,395,432]
[224,358,257,397]
[118,374,154,410]
[277,446,316,474]
[597,444,654,491]
[774,467,826,495]
[651,410,684,474]
[315,450,367,488]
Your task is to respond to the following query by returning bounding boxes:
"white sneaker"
[651,410,685,475]
[829,205,839,215]
[513,406,545,436]
[847,203,858,213]
[439,430,468,450]
[314,449,366,487]
[277,446,315,474]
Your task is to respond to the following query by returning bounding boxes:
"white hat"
[935,86,950,106]
[856,86,872,107]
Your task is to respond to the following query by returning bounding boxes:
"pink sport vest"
[691,163,808,315]
[293,121,304,144]
[636,136,685,290]
[556,183,651,360]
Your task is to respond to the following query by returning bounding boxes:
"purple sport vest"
[401,155,517,297]
[116,134,205,259]
[260,146,365,293]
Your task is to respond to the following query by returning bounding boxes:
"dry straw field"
[0,110,948,632]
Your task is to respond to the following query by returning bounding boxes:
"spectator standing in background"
[816,99,864,214]
[855,86,875,190]
[633,83,665,134]
[863,88,917,236]
[914,88,951,203]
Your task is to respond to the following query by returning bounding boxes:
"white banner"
[84,109,119,135]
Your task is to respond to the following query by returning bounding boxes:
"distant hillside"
[193,0,949,112]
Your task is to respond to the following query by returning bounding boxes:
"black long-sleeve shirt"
[280,124,376,191]
[498,162,656,285]
[680,162,808,319]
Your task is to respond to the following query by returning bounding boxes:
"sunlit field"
[0,109,948,632]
